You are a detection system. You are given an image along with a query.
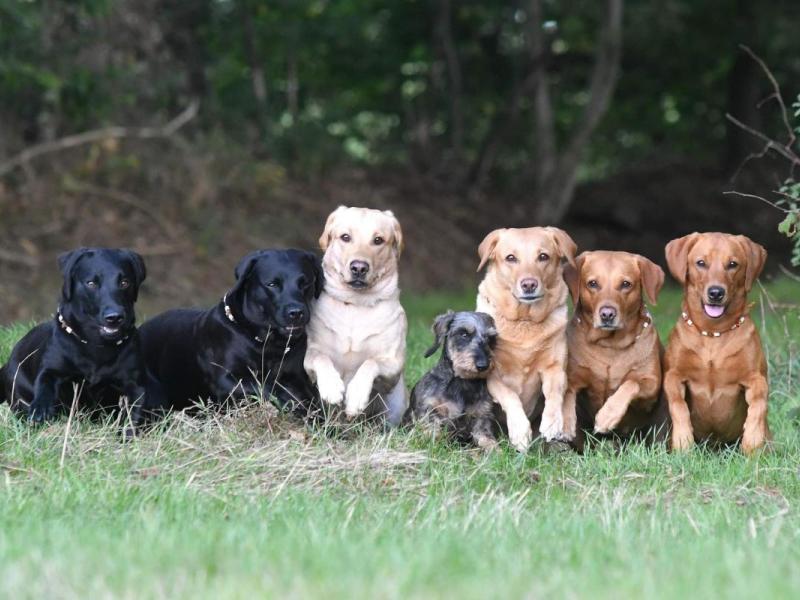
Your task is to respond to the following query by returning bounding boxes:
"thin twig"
[0,101,199,178]
[60,381,84,471]
[722,190,792,213]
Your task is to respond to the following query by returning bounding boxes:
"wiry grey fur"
[408,311,499,448]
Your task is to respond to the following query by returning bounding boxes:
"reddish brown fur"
[662,232,769,454]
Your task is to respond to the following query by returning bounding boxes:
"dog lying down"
[408,311,499,449]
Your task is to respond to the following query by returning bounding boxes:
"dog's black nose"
[104,312,124,326]
[520,278,538,294]
[599,306,617,324]
[475,359,490,372]
[350,260,369,278]
[707,286,726,302]
[286,307,305,323]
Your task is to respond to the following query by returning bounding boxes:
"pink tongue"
[704,304,725,318]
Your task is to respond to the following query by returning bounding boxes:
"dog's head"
[58,247,146,342]
[318,205,403,292]
[228,249,323,337]
[477,227,576,305]
[566,250,663,331]
[665,232,766,322]
[425,311,498,379]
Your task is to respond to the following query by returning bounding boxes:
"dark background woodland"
[0,0,798,321]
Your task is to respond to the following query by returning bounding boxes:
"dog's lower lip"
[348,280,367,288]
[100,326,121,335]
[517,294,542,303]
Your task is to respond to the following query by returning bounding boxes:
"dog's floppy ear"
[383,209,404,257]
[546,227,578,268]
[736,235,767,292]
[424,310,455,358]
[229,251,262,297]
[477,229,505,271]
[563,252,586,304]
[120,249,147,300]
[636,254,665,304]
[318,205,347,251]
[57,247,93,301]
[305,251,325,298]
[665,233,699,285]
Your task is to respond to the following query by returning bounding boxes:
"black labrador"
[140,249,322,413]
[0,247,158,437]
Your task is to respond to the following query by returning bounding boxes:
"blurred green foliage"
[0,0,798,183]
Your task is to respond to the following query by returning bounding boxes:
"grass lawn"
[1,282,799,598]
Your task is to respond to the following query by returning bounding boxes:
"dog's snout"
[349,260,369,278]
[599,306,617,324]
[103,311,124,326]
[707,286,726,302]
[475,357,490,372]
[520,278,539,294]
[286,306,306,324]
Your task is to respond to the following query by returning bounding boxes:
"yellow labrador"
[304,206,408,424]
[476,227,577,451]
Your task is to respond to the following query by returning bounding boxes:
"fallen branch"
[0,101,199,178]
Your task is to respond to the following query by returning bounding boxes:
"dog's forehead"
[692,234,740,259]
[72,250,130,277]
[252,251,308,279]
[333,207,394,233]
[450,311,495,334]
[496,228,556,254]
[583,251,638,279]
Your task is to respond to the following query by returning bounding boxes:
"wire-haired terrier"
[409,311,499,448]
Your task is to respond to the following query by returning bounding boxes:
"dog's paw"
[28,401,55,425]
[741,431,768,456]
[317,374,345,406]
[344,377,374,418]
[474,434,499,451]
[507,417,533,453]
[671,428,695,452]
[593,402,625,434]
[540,407,571,442]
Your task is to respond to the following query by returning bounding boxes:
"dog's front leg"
[593,380,640,434]
[487,377,531,452]
[562,384,578,440]
[344,359,380,418]
[120,379,147,440]
[741,373,770,455]
[663,370,693,452]
[539,368,571,442]
[29,370,60,423]
[304,351,345,406]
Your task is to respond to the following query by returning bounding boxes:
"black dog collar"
[222,294,269,344]
[56,310,130,346]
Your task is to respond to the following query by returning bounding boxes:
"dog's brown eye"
[621,280,632,289]
[505,254,517,263]
[587,280,598,289]
[727,260,738,269]
[696,259,706,268]
[86,280,97,289]
[340,233,351,242]
[373,236,385,245]
[460,331,469,339]
[538,252,549,262]
[267,280,279,288]
[119,279,130,289]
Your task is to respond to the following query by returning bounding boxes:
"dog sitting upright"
[304,206,407,425]
[409,311,498,448]
[0,247,157,437]
[663,232,769,454]
[476,227,577,452]
[564,251,669,446]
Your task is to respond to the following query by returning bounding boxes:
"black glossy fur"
[0,247,159,437]
[408,311,499,448]
[140,249,322,413]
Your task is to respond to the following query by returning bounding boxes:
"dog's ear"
[120,249,147,300]
[546,227,578,268]
[736,235,767,292]
[383,210,404,257]
[424,310,455,358]
[636,254,665,305]
[318,205,347,251]
[305,251,325,299]
[57,247,93,301]
[563,252,586,304]
[230,251,261,297]
[665,233,699,285]
[477,229,505,271]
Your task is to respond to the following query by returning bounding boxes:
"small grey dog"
[409,311,498,448]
